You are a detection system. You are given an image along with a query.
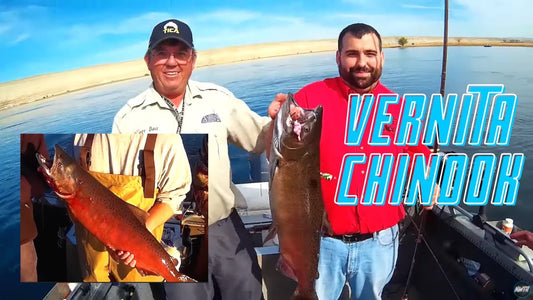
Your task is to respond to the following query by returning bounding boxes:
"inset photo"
[20,133,208,283]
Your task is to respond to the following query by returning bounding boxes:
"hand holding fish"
[268,93,288,119]
[107,246,136,267]
[107,246,163,277]
[267,93,303,120]
[116,250,135,266]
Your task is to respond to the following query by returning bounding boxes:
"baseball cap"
[148,19,194,51]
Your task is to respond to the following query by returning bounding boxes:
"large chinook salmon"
[268,93,324,299]
[36,145,195,282]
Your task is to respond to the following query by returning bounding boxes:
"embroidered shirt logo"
[201,113,221,123]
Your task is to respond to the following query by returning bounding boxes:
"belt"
[327,232,374,243]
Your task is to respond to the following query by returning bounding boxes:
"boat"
[236,173,533,300]
[387,204,533,299]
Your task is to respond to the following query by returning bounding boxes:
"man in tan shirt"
[113,19,270,298]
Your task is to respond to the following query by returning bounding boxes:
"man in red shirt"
[268,23,439,299]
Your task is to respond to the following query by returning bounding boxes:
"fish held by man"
[267,93,325,299]
[36,145,196,282]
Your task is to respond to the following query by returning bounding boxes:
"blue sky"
[1,0,532,83]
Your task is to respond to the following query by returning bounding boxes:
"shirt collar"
[144,83,170,108]
[185,80,204,105]
[145,82,197,109]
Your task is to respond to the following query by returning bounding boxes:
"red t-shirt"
[295,77,431,234]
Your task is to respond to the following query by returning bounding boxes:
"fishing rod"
[439,0,448,98]
[401,1,461,299]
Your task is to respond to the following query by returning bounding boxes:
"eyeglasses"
[151,50,193,64]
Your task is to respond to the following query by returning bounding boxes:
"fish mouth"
[36,153,51,176]
[35,152,61,194]
[275,93,322,151]
[288,110,320,143]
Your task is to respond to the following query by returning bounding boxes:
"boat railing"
[443,205,533,273]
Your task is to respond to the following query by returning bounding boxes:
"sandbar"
[1,37,532,111]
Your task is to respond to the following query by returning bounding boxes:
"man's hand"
[268,93,288,119]
[511,231,533,250]
[267,93,303,120]
[422,184,440,211]
[107,246,136,268]
[107,246,160,276]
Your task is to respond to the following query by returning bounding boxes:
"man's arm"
[225,94,272,153]
[153,135,192,215]
[146,202,175,232]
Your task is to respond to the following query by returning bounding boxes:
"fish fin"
[263,225,278,244]
[124,202,149,224]
[276,255,297,281]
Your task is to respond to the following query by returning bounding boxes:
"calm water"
[1,46,532,298]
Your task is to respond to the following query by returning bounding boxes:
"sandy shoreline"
[1,36,532,111]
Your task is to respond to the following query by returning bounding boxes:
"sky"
[1,0,532,83]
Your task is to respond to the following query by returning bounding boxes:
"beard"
[338,64,382,92]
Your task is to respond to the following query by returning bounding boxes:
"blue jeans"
[315,224,399,300]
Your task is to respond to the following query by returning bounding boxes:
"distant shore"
[1,36,532,111]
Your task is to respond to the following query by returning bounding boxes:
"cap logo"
[163,21,179,34]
